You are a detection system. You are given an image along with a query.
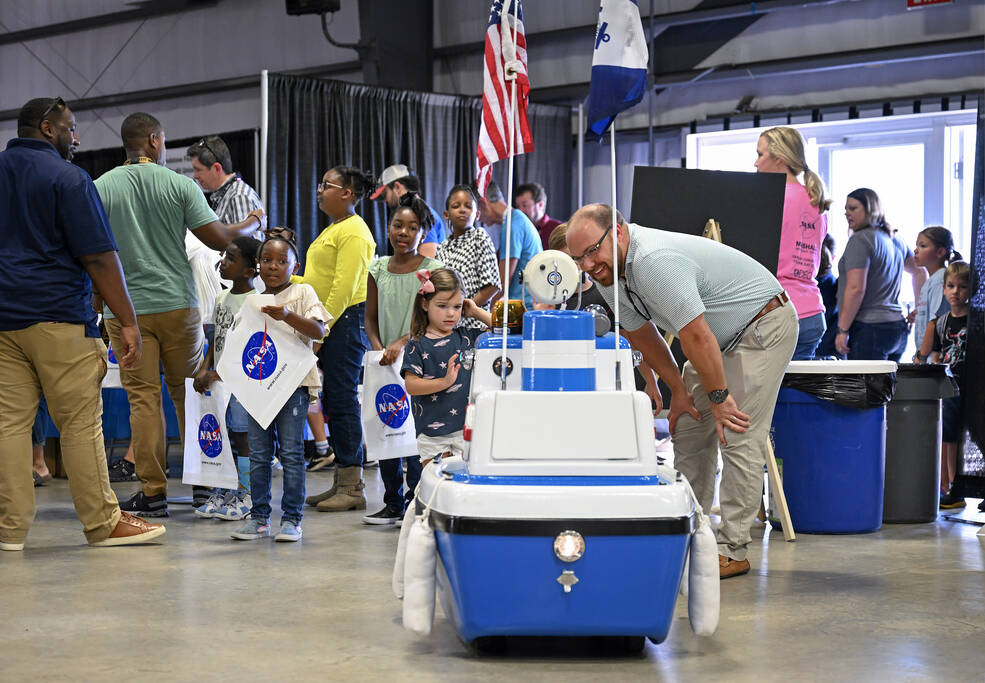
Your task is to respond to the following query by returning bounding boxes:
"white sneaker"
[194,491,224,519]
[272,457,283,474]
[0,540,24,551]
[215,492,251,521]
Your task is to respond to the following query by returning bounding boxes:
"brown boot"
[316,466,366,512]
[306,476,338,507]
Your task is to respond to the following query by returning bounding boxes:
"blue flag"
[585,0,649,140]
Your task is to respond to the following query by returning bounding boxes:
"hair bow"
[416,269,434,295]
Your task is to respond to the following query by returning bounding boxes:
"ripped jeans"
[247,387,309,525]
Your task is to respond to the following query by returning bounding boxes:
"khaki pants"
[673,302,798,561]
[0,323,120,544]
[106,308,204,497]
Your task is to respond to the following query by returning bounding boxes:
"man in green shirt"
[95,112,264,517]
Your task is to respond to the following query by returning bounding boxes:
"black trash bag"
[781,371,896,409]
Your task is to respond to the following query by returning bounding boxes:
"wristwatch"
[708,388,729,404]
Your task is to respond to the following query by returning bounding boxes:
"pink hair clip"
[416,269,435,295]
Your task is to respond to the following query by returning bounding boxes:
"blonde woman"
[754,127,830,359]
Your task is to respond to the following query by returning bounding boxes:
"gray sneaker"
[274,520,302,542]
[230,517,270,540]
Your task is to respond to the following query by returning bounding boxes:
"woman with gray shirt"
[834,187,926,361]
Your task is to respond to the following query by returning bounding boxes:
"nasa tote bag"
[181,378,239,489]
[216,295,318,429]
[361,350,418,460]
[101,342,123,388]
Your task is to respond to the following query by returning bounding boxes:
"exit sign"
[907,0,952,8]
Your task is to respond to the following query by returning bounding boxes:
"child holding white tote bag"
[362,194,443,526]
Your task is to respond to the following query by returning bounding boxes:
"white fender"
[402,517,437,636]
[688,512,720,636]
[392,505,418,599]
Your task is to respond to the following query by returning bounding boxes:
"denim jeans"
[847,319,909,362]
[247,387,308,524]
[380,457,423,511]
[318,303,368,468]
[792,312,826,361]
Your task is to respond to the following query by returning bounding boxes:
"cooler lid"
[785,360,897,374]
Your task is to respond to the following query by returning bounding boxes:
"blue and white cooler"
[395,305,720,648]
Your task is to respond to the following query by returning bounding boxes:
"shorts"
[941,395,962,443]
[226,394,249,433]
[417,431,464,460]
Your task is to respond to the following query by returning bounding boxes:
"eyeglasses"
[38,97,66,130]
[197,138,221,166]
[572,225,612,265]
[317,180,344,192]
[623,283,651,321]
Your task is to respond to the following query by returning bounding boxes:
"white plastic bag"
[361,350,418,461]
[688,512,720,636]
[402,516,437,636]
[102,342,122,388]
[216,295,317,429]
[181,378,238,489]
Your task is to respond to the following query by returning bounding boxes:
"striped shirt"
[596,224,782,349]
[209,174,264,240]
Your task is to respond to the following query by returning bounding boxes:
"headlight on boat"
[553,530,585,562]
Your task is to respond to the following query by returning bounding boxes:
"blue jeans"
[380,457,423,511]
[793,312,826,361]
[847,319,908,362]
[32,395,49,446]
[318,303,368,468]
[247,387,308,524]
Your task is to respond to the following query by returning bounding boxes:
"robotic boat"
[396,251,718,647]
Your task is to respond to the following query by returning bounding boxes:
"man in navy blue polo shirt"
[0,97,166,550]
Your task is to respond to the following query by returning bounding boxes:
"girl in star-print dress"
[401,268,492,464]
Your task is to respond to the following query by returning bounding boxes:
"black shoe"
[939,490,966,510]
[108,459,137,482]
[978,498,985,512]
[119,491,169,518]
[361,506,402,526]
[192,486,213,508]
[306,451,336,471]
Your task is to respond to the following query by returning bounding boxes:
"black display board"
[629,166,786,274]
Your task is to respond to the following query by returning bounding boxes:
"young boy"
[193,236,262,520]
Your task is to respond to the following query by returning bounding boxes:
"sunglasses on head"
[196,138,221,166]
[38,97,66,129]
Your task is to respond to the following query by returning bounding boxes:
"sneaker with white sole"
[194,491,225,519]
[231,518,270,540]
[215,492,251,521]
[0,539,25,551]
[306,452,335,471]
[362,506,403,526]
[275,520,302,542]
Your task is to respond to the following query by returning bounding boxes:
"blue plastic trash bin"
[770,360,896,534]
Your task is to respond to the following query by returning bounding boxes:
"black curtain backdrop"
[958,95,985,497]
[266,74,573,262]
[73,129,258,186]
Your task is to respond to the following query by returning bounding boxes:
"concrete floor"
[4,469,984,682]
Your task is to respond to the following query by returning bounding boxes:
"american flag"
[475,0,533,199]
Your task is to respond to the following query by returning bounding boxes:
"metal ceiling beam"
[0,0,218,47]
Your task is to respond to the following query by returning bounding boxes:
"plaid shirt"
[209,174,264,240]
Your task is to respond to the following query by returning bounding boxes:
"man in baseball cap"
[370,164,446,258]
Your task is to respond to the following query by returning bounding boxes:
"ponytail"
[919,226,961,265]
[760,126,831,211]
[803,168,831,212]
[331,165,377,204]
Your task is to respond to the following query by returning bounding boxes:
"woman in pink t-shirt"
[755,127,831,360]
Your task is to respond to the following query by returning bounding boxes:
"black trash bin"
[883,363,957,523]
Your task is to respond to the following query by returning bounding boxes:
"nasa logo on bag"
[376,384,409,428]
[241,331,277,380]
[107,344,118,365]
[198,414,222,458]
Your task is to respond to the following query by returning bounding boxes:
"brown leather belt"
[749,291,789,326]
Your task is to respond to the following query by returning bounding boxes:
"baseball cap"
[369,164,411,200]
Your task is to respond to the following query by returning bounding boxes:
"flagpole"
[499,1,520,390]
[610,119,621,391]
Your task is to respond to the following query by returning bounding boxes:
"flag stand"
[499,3,521,390]
[609,122,622,390]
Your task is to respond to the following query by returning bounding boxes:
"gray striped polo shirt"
[597,224,783,349]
